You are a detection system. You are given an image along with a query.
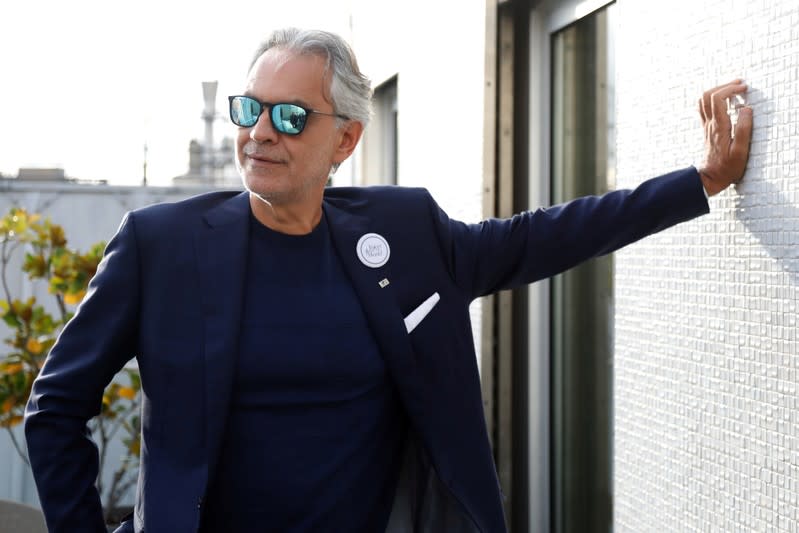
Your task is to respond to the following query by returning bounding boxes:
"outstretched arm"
[434,81,754,299]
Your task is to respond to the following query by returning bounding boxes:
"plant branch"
[16,350,40,370]
[95,418,109,499]
[106,400,139,442]
[5,427,30,466]
[105,457,136,523]
[1,240,14,303]
[54,293,67,323]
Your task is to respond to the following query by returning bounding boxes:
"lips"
[243,145,285,165]
[247,153,284,164]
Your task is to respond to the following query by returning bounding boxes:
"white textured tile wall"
[614,0,799,531]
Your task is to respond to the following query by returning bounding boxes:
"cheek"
[235,131,249,164]
[288,135,332,167]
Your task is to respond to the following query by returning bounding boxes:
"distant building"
[16,168,67,181]
[173,81,240,188]
[3,167,107,185]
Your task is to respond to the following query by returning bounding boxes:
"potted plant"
[0,207,141,526]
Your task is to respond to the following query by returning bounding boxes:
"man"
[25,28,752,533]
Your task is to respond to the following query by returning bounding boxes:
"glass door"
[550,3,616,532]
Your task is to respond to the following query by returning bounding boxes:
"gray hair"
[250,28,373,128]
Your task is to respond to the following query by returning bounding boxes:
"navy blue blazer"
[25,167,708,532]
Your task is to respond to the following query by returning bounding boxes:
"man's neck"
[249,193,323,235]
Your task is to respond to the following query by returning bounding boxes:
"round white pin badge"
[356,233,390,268]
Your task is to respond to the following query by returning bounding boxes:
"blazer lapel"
[195,191,251,475]
[322,200,428,419]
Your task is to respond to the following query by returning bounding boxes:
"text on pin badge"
[356,233,390,268]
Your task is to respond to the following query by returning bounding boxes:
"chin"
[245,182,280,201]
[244,172,280,192]
[244,181,297,206]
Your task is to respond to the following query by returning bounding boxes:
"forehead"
[244,48,330,105]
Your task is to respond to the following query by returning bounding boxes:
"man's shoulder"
[324,185,432,208]
[120,190,247,239]
[130,190,245,219]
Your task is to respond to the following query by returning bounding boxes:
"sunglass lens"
[271,104,307,135]
[231,96,260,127]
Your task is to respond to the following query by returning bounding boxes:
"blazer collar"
[202,190,251,228]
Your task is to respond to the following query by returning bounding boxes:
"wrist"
[697,167,716,197]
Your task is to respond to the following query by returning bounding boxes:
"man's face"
[235,49,346,206]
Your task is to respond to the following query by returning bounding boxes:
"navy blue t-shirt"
[200,211,406,532]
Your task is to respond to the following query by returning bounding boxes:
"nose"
[249,109,279,144]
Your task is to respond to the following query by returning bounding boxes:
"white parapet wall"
[614,1,798,531]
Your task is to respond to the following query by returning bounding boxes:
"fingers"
[729,106,753,180]
[709,80,746,119]
[698,98,707,125]
[699,79,746,126]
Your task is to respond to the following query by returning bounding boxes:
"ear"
[332,120,365,164]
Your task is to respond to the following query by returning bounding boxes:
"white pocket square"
[403,292,440,333]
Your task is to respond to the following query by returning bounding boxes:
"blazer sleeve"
[428,167,710,300]
[24,212,141,533]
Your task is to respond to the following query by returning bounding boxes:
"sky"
[0,0,352,186]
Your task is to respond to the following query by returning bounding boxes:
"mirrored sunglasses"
[228,95,349,135]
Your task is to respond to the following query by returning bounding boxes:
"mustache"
[242,143,286,163]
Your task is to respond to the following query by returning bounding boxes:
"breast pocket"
[403,292,440,334]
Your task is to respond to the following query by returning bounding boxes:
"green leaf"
[49,224,67,247]
[126,370,141,390]
[22,252,48,278]
[2,312,20,329]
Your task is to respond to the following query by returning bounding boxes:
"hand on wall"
[697,79,753,196]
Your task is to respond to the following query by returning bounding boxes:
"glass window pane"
[550,4,616,533]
